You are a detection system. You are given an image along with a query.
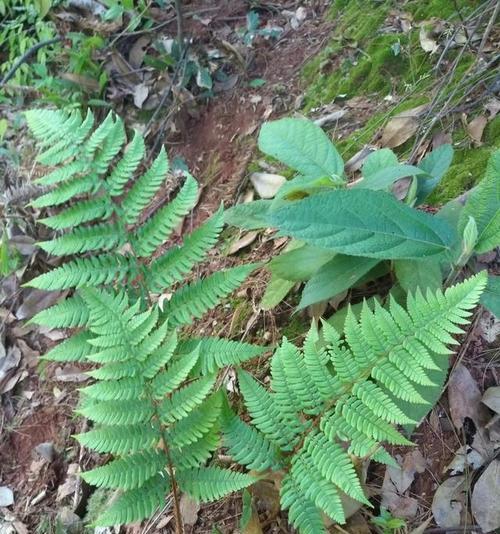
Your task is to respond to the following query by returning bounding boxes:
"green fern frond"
[37,222,125,256]
[78,399,154,426]
[281,476,326,534]
[42,331,95,362]
[171,421,221,470]
[27,254,136,290]
[159,373,216,423]
[81,450,165,490]
[134,173,199,257]
[230,273,486,533]
[151,347,199,399]
[176,467,256,502]
[26,109,268,530]
[80,376,145,401]
[222,410,283,471]
[122,147,169,225]
[31,294,89,328]
[39,197,113,230]
[107,130,145,196]
[74,424,160,455]
[161,264,259,327]
[35,160,88,187]
[146,207,224,291]
[167,392,223,448]
[96,473,169,527]
[31,173,97,208]
[176,337,267,374]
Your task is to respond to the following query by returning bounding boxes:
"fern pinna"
[24,109,265,527]
[223,273,486,534]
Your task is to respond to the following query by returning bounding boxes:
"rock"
[56,508,83,534]
[35,442,55,462]
[0,487,14,507]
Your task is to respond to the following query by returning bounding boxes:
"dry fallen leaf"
[381,451,425,519]
[482,386,500,414]
[179,494,200,526]
[380,104,428,148]
[419,25,439,53]
[128,36,150,69]
[228,231,258,255]
[485,97,500,119]
[448,363,487,429]
[467,115,488,146]
[432,475,466,528]
[471,460,500,532]
[250,172,286,199]
[54,365,89,383]
[133,83,149,109]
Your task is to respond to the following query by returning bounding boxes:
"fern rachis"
[223,273,486,533]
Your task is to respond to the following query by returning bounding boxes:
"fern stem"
[161,433,184,534]
[147,380,184,534]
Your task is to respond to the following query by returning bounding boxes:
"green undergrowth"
[429,117,500,203]
[299,0,494,207]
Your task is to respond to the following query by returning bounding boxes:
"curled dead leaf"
[228,231,258,255]
[250,172,286,199]
[380,104,428,148]
[466,115,488,146]
[432,475,466,528]
[471,460,500,532]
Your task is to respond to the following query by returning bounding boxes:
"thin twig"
[0,37,63,87]
[477,0,500,57]
[174,0,184,49]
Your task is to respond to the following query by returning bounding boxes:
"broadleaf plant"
[224,272,487,533]
[225,117,498,316]
[25,108,265,529]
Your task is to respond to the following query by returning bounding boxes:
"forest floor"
[0,1,499,533]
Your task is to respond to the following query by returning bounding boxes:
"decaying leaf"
[431,475,466,528]
[380,105,428,148]
[180,493,200,526]
[133,83,149,109]
[448,363,487,428]
[381,451,425,519]
[467,115,488,146]
[419,25,439,53]
[54,365,89,383]
[471,460,500,532]
[228,231,258,255]
[250,172,286,199]
[482,386,500,414]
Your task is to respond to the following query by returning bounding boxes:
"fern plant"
[69,287,256,526]
[223,273,486,533]
[25,108,265,528]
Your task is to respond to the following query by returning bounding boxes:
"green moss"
[281,314,308,341]
[405,0,481,20]
[428,147,491,204]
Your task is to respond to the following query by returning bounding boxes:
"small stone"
[35,442,55,462]
[56,508,83,534]
[0,487,14,507]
